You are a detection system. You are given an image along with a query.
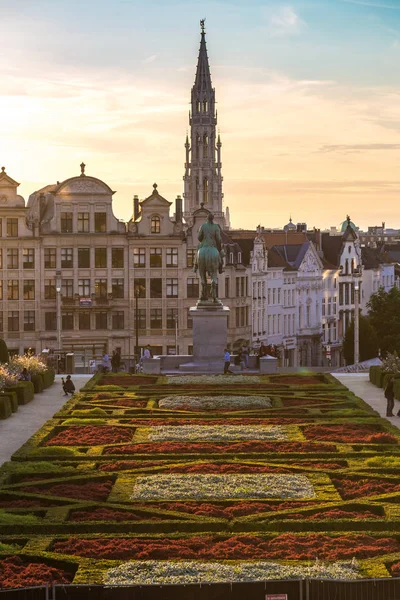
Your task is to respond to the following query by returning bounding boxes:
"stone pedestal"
[180,305,230,373]
[142,358,161,374]
[259,356,278,373]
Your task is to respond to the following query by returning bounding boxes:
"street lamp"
[353,266,361,365]
[134,287,140,362]
[56,271,62,353]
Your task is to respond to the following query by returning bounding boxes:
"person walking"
[62,375,75,396]
[385,376,396,417]
[224,348,232,374]
[242,344,249,370]
[102,353,110,373]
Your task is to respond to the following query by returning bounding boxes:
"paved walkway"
[0,374,91,467]
[333,373,400,429]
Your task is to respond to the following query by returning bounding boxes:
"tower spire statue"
[183,22,224,226]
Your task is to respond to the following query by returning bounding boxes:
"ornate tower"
[183,20,224,226]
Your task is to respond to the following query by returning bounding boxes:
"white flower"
[145,424,286,442]
[159,395,271,410]
[130,474,315,501]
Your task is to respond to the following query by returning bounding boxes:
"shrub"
[382,351,400,374]
[31,374,44,393]
[42,369,55,388]
[0,365,19,391]
[6,382,34,405]
[395,379,400,401]
[1,392,18,413]
[71,408,108,418]
[10,352,47,376]
[0,339,9,364]
[0,396,12,420]
[369,366,382,386]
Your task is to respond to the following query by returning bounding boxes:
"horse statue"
[195,213,223,304]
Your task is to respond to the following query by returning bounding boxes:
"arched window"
[351,258,355,273]
[345,259,349,275]
[203,178,209,204]
[196,135,201,159]
[203,134,208,158]
[196,100,201,113]
[195,177,199,204]
[151,215,161,234]
[203,100,208,112]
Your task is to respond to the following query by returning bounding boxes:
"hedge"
[31,374,44,394]
[0,396,12,419]
[1,391,18,413]
[369,366,386,387]
[43,369,55,389]
[6,382,35,405]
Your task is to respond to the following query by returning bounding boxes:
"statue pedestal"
[180,305,230,373]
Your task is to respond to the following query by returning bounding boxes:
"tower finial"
[200,18,206,34]
[80,162,86,176]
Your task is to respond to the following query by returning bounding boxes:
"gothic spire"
[194,19,212,91]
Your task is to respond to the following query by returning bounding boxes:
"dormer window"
[151,215,161,234]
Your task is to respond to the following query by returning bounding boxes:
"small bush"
[29,446,80,457]
[7,382,35,405]
[42,369,55,388]
[31,374,44,393]
[0,396,12,420]
[71,408,108,418]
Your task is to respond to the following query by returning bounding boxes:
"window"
[166,278,178,298]
[61,212,73,233]
[133,248,146,267]
[44,248,56,269]
[0,281,2,300]
[62,312,74,330]
[187,277,199,298]
[94,212,106,233]
[8,311,19,331]
[23,248,35,269]
[167,308,178,329]
[137,308,146,329]
[322,298,326,317]
[112,311,125,329]
[45,312,57,331]
[150,248,162,268]
[150,278,162,298]
[134,278,146,298]
[306,304,311,327]
[236,278,240,297]
[79,312,91,330]
[7,249,18,269]
[186,249,196,268]
[225,277,230,298]
[8,280,19,300]
[62,279,74,298]
[0,221,2,236]
[78,248,90,268]
[77,212,89,233]
[327,298,332,316]
[95,312,108,329]
[187,308,193,329]
[95,248,107,268]
[78,279,91,296]
[45,279,56,300]
[150,308,162,329]
[112,278,124,298]
[61,248,73,268]
[23,280,35,300]
[112,248,124,268]
[151,215,160,234]
[24,310,35,331]
[6,218,18,237]
[95,278,107,298]
[166,248,178,267]
[0,249,2,269]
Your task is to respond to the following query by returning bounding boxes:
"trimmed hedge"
[369,366,386,388]
[1,391,18,413]
[6,382,35,405]
[43,369,55,389]
[0,396,12,420]
[31,374,44,394]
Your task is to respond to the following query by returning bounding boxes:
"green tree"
[367,287,400,356]
[342,314,379,365]
[0,339,9,364]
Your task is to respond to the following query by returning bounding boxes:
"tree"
[367,287,400,356]
[0,339,9,364]
[343,314,379,365]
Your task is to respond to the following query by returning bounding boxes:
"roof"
[361,247,382,269]
[321,233,343,267]
[273,242,310,270]
[194,27,212,91]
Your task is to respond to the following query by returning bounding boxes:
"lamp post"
[134,288,139,362]
[354,267,361,365]
[175,315,178,355]
[56,271,62,353]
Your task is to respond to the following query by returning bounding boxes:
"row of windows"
[0,219,18,238]
[0,311,36,332]
[0,280,35,300]
[0,249,35,270]
[339,283,358,306]
[133,248,180,268]
[322,297,338,317]
[60,212,107,233]
[0,247,125,270]
[134,278,196,299]
[46,311,125,331]
[0,279,125,300]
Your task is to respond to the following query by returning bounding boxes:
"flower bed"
[158,395,271,411]
[333,478,400,500]
[106,441,336,455]
[270,375,327,386]
[130,418,305,426]
[105,559,360,585]
[143,425,287,443]
[303,425,397,444]
[69,508,161,522]
[282,398,328,407]
[0,556,73,589]
[167,376,261,385]
[130,474,315,501]
[271,508,380,521]
[20,480,113,501]
[52,534,400,560]
[98,460,346,473]
[100,376,157,386]
[141,501,315,519]
[45,426,134,446]
[114,399,148,408]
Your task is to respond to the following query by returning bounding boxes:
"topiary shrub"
[6,382,34,405]
[0,339,9,364]
[0,396,12,420]
[42,369,55,389]
[1,392,18,413]
[31,374,44,393]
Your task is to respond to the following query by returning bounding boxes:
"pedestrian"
[143,346,151,359]
[115,349,121,371]
[19,368,31,382]
[111,351,118,373]
[242,344,249,370]
[62,375,75,396]
[224,348,232,374]
[102,353,110,373]
[385,376,395,417]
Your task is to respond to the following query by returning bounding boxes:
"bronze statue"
[196,213,223,305]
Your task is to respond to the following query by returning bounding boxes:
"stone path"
[333,373,400,429]
[0,375,91,467]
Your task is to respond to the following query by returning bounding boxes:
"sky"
[1,0,400,230]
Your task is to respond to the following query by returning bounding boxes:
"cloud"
[142,55,157,64]
[317,143,400,153]
[341,0,400,8]
[262,5,306,37]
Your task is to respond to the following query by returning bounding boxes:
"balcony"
[61,294,113,308]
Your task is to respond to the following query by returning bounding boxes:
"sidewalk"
[0,374,91,467]
[333,373,400,428]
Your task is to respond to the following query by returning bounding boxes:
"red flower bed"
[390,562,400,576]
[271,375,326,386]
[100,376,157,386]
[115,399,148,408]
[303,425,397,444]
[0,556,73,589]
[45,426,134,446]
[272,508,380,521]
[0,499,53,508]
[69,508,161,522]
[146,501,315,519]
[105,441,337,455]
[98,460,346,472]
[20,480,113,501]
[333,478,400,500]
[129,418,306,426]
[52,533,399,560]
[282,398,325,407]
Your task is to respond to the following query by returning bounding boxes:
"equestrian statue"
[195,213,224,305]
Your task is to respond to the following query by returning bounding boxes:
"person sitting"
[62,375,75,396]
[19,368,31,381]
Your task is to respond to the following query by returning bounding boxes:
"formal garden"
[1,369,400,590]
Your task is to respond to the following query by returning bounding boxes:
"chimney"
[133,195,140,221]
[175,195,182,222]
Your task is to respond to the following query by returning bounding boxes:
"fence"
[2,579,400,600]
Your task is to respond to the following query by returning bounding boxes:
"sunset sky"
[1,0,400,230]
